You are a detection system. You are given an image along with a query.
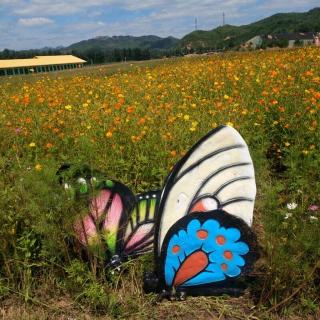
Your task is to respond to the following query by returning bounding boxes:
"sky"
[0,0,319,50]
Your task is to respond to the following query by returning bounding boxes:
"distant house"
[276,32,315,48]
[0,55,86,76]
[242,32,319,50]
[245,36,263,49]
[314,33,320,46]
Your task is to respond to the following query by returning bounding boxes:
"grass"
[0,47,319,319]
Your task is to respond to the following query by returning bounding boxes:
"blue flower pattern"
[165,219,249,287]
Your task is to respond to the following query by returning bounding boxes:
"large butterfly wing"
[161,210,258,294]
[122,190,161,258]
[154,125,257,293]
[57,164,135,259]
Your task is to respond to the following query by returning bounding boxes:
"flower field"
[0,48,319,319]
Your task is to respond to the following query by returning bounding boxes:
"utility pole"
[222,12,225,26]
[195,17,198,31]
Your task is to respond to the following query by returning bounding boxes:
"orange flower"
[23,95,30,105]
[46,143,53,149]
[127,106,135,113]
[138,117,146,125]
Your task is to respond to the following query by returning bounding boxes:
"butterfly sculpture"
[57,164,160,267]
[144,125,259,298]
[58,124,259,298]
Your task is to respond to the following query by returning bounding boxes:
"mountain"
[181,7,320,49]
[67,35,180,51]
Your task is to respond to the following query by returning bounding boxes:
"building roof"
[0,55,86,69]
[275,32,315,41]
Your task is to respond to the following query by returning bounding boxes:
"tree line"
[0,47,189,64]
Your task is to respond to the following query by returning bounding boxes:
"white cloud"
[18,17,54,26]
[0,0,318,49]
[13,0,116,16]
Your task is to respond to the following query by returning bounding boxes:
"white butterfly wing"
[156,126,256,255]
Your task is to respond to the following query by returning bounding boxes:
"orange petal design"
[174,251,208,286]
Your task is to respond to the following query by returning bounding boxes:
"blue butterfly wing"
[161,210,258,293]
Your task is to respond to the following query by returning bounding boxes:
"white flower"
[77,177,87,185]
[284,212,292,219]
[287,202,297,210]
[64,183,71,190]
[310,216,318,221]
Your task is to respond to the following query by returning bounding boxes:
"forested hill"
[67,35,180,51]
[181,7,320,49]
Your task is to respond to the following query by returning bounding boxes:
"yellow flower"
[224,94,230,100]
[284,142,290,147]
[183,114,190,121]
[65,105,72,111]
[105,131,113,138]
[35,164,42,171]
[302,150,309,155]
[29,142,36,147]
[192,121,198,127]
[226,122,234,127]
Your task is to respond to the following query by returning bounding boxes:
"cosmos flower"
[284,212,293,219]
[308,204,319,212]
[34,164,42,171]
[287,202,297,210]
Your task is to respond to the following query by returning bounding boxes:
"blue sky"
[0,0,319,50]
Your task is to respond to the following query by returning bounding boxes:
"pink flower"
[308,204,319,212]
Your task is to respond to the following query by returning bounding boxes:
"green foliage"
[181,7,320,49]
